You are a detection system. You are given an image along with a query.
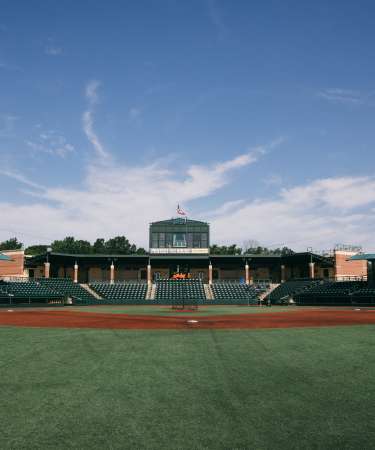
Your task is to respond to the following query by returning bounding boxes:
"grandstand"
[211,282,258,305]
[294,280,369,305]
[267,279,320,304]
[91,282,148,304]
[0,216,372,307]
[0,280,63,305]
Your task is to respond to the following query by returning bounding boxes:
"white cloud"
[210,176,375,252]
[1,81,374,253]
[82,80,109,159]
[45,46,63,56]
[25,130,75,158]
[0,169,45,190]
[318,88,363,104]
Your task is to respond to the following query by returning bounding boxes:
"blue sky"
[1,0,375,251]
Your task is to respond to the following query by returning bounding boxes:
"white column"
[147,263,152,285]
[110,262,115,284]
[208,263,213,285]
[44,262,50,279]
[245,263,249,285]
[309,262,315,279]
[74,262,79,283]
[281,264,286,283]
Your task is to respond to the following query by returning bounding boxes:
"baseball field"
[1,306,375,449]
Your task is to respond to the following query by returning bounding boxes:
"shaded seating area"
[0,280,63,305]
[90,282,148,304]
[351,283,375,304]
[294,281,367,305]
[210,282,258,305]
[155,279,206,305]
[39,278,97,304]
[267,279,319,304]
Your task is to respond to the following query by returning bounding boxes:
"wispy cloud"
[210,176,375,251]
[82,80,110,159]
[318,88,363,104]
[45,46,63,56]
[26,130,75,159]
[0,61,21,72]
[0,169,45,190]
[44,37,63,56]
[2,81,373,252]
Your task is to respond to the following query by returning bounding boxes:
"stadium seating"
[267,279,320,304]
[294,281,367,305]
[351,283,375,304]
[155,279,206,305]
[90,282,148,304]
[39,278,97,304]
[0,280,63,304]
[210,282,258,304]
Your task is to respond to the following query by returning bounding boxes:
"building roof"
[150,218,208,226]
[349,253,375,261]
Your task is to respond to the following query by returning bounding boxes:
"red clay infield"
[1,308,375,330]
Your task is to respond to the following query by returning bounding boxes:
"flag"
[177,204,187,216]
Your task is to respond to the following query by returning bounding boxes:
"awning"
[0,253,12,261]
[349,254,375,261]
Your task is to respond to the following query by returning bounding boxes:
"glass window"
[193,233,201,248]
[166,233,173,247]
[159,233,165,247]
[187,233,193,248]
[201,233,208,247]
[173,233,186,247]
[151,232,158,248]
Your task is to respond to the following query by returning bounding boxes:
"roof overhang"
[349,254,375,261]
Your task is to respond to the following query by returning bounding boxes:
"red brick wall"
[0,250,25,278]
[334,251,367,279]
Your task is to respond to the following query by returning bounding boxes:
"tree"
[104,236,133,254]
[93,238,106,254]
[25,245,48,256]
[210,244,242,255]
[0,237,23,251]
[51,237,92,254]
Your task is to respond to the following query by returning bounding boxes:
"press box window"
[173,233,186,247]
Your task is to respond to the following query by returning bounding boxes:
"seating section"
[211,283,258,305]
[155,279,206,305]
[351,283,375,304]
[39,278,97,304]
[90,282,148,304]
[0,280,63,304]
[267,280,319,304]
[294,281,368,305]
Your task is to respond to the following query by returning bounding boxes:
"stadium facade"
[0,217,368,283]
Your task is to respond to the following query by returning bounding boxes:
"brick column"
[147,263,152,285]
[74,262,79,283]
[281,264,286,283]
[309,262,315,279]
[110,262,115,284]
[44,262,50,279]
[245,263,249,285]
[208,263,213,285]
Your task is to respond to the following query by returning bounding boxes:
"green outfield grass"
[64,304,294,316]
[1,326,375,449]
